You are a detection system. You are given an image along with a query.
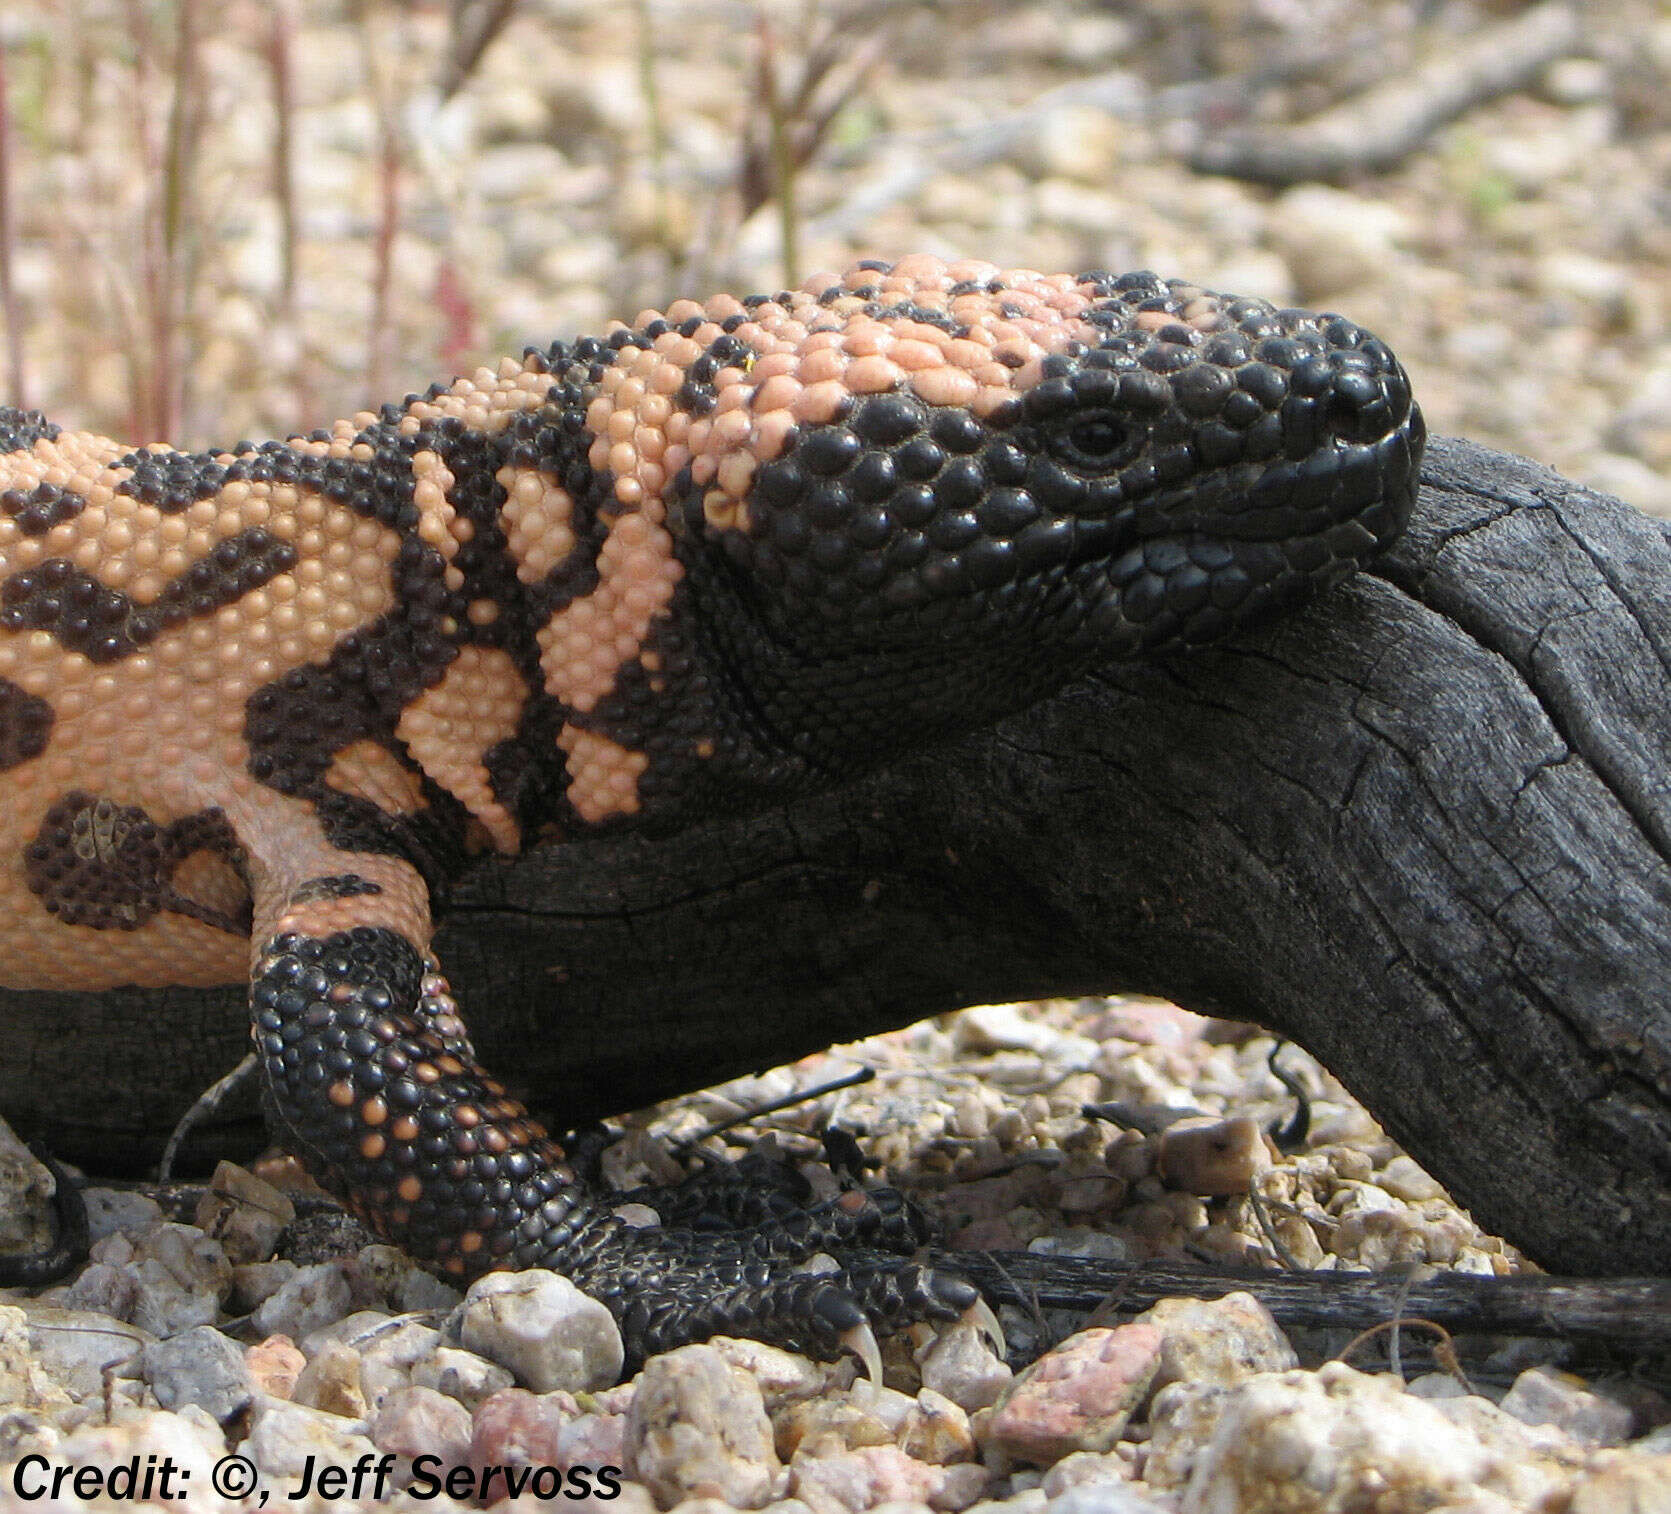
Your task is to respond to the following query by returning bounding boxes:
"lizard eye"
[1051,414,1135,472]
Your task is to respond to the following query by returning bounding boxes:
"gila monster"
[0,255,1423,1365]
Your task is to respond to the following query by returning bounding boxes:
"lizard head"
[656,261,1422,764]
[688,263,1419,646]
[562,259,1422,783]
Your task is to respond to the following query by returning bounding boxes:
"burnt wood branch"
[945,1251,1671,1349]
[6,433,1670,1281]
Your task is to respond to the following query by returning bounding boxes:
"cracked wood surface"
[6,434,1668,1276]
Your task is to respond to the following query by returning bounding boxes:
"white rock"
[457,1270,622,1392]
[81,1188,163,1244]
[916,1319,1013,1413]
[410,1344,514,1410]
[0,1303,72,1410]
[1375,1155,1447,1203]
[788,1443,943,1514]
[1498,1365,1634,1447]
[62,1261,141,1321]
[124,1223,234,1337]
[1145,1363,1576,1511]
[232,1258,297,1312]
[251,1260,355,1340]
[1566,1452,1671,1513]
[244,1393,375,1481]
[954,1005,1096,1063]
[141,1324,253,1424]
[42,1409,231,1511]
[1135,1291,1298,1389]
[1042,1484,1174,1514]
[627,1343,782,1508]
[323,1316,442,1409]
[20,1303,153,1402]
[709,1334,853,1409]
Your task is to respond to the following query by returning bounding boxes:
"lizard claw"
[840,1320,885,1384]
[962,1294,1007,1360]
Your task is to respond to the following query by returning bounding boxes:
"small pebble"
[626,1343,782,1508]
[1498,1365,1635,1448]
[986,1325,1163,1465]
[1155,1117,1270,1197]
[1135,1291,1298,1390]
[292,1338,368,1419]
[411,1344,515,1410]
[193,1160,295,1266]
[251,1260,354,1340]
[245,1334,306,1400]
[457,1270,623,1393]
[371,1384,473,1484]
[141,1324,253,1424]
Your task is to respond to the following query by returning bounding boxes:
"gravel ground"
[0,0,1668,1509]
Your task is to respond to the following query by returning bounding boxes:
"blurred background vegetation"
[0,0,1664,509]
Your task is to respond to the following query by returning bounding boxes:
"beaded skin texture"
[0,256,1424,1360]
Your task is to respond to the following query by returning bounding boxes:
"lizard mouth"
[1078,407,1425,654]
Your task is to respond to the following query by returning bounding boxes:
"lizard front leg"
[248,854,977,1370]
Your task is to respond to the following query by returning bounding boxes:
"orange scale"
[890,340,945,372]
[709,410,752,448]
[840,325,891,358]
[751,374,802,412]
[653,333,702,365]
[910,366,979,409]
[754,411,797,459]
[797,348,846,385]
[846,356,903,393]
[742,348,791,382]
[947,323,997,354]
[716,452,756,496]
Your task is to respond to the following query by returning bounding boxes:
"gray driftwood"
[6,434,1670,1281]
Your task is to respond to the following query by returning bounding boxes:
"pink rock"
[1087,1001,1210,1047]
[373,1385,474,1481]
[791,1443,944,1513]
[472,1387,575,1473]
[245,1334,306,1400]
[984,1324,1163,1465]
